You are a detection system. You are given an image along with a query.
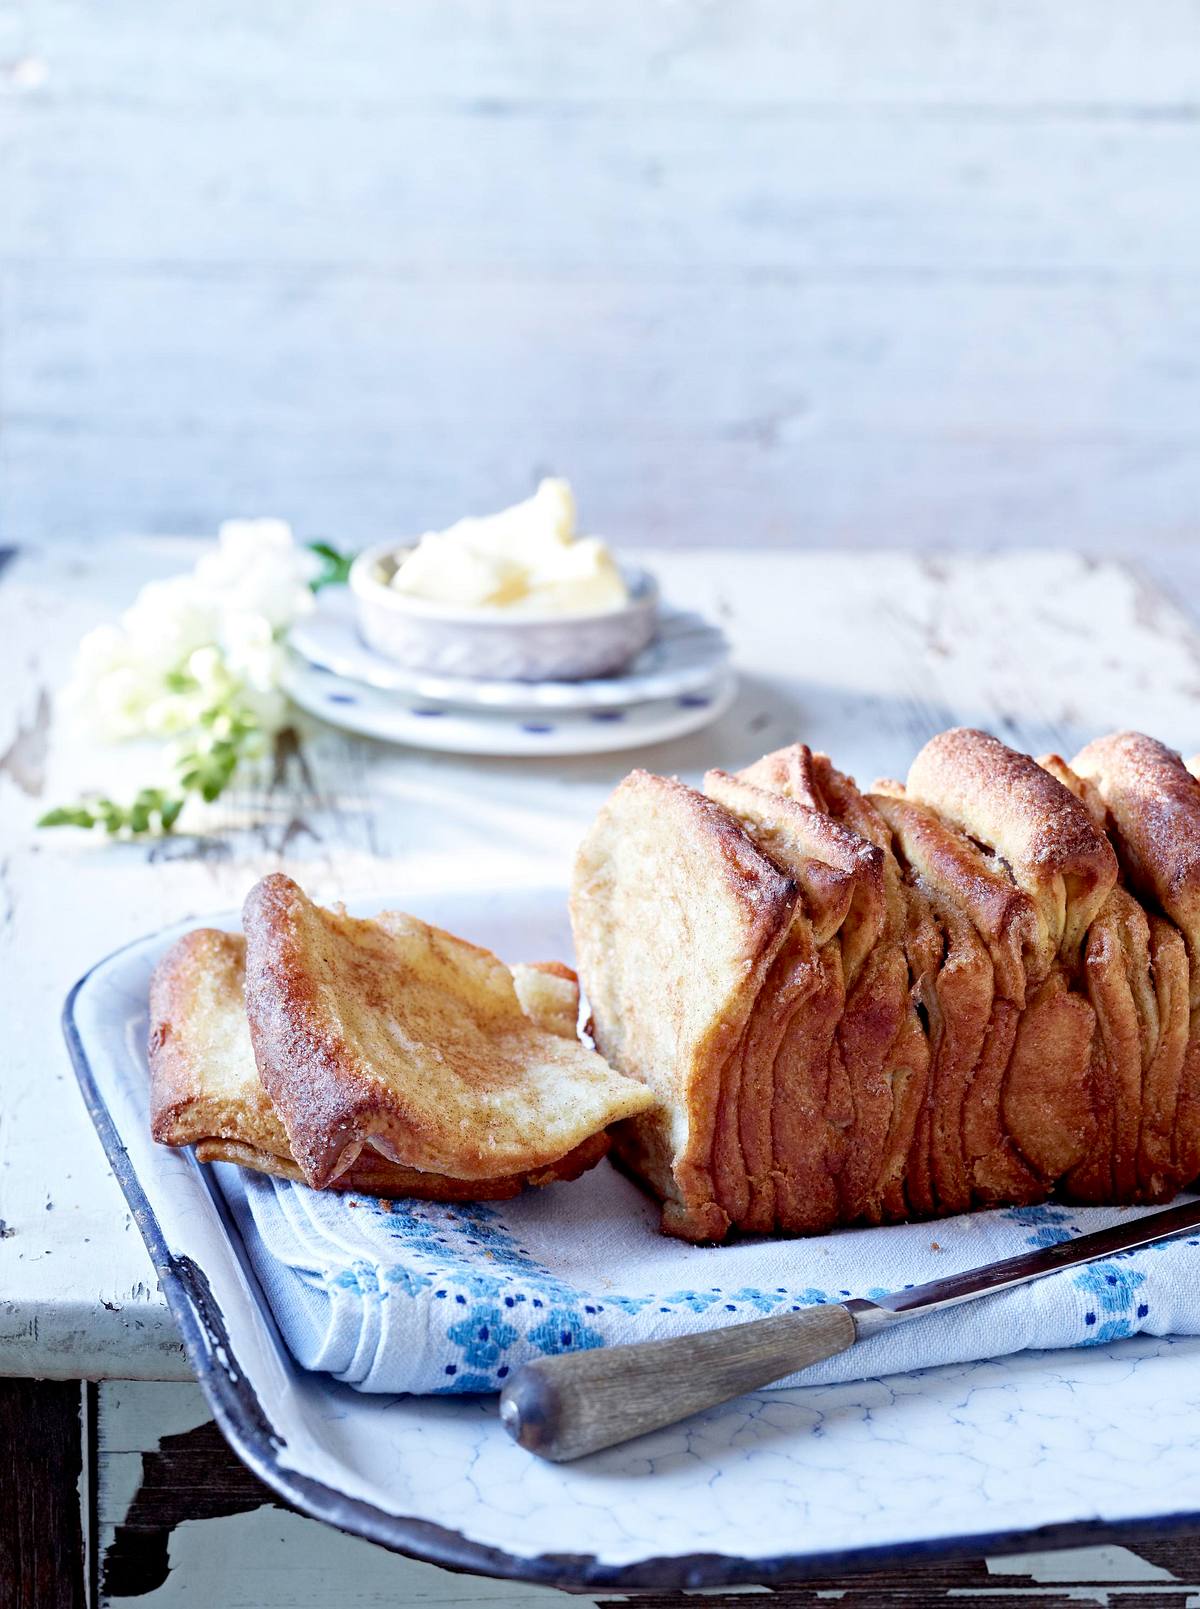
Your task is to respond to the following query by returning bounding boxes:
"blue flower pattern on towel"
[1002,1203,1200,1345]
[313,1195,843,1392]
[528,1307,604,1356]
[446,1305,519,1368]
[1073,1262,1150,1344]
[328,1259,385,1298]
[305,1192,1200,1392]
[1003,1203,1077,1248]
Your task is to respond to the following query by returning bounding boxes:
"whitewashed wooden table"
[7,538,1200,1606]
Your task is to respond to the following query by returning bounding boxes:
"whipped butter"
[389,480,629,615]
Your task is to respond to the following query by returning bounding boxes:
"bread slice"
[571,770,798,1241]
[734,751,934,1226]
[241,875,655,1189]
[1072,732,1200,1001]
[1070,733,1200,1190]
[870,785,1039,1010]
[149,927,612,1197]
[869,787,1023,1214]
[703,770,885,1233]
[907,727,1117,969]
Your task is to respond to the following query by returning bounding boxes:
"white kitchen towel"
[217,1159,1200,1396]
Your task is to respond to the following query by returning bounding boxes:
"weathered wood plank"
[6,4,1200,550]
[7,4,1200,550]
[12,106,1200,275]
[13,0,1200,111]
[5,272,1200,550]
[0,1378,87,1609]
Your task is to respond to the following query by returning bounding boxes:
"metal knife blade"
[846,1197,1200,1339]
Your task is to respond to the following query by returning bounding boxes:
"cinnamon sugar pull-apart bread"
[149,876,654,1199]
[571,726,1200,1242]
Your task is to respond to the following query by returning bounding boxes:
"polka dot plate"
[282,653,737,757]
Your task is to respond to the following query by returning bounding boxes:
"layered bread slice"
[869,786,1017,1215]
[1069,733,1200,1194]
[907,727,1118,968]
[149,927,611,1196]
[570,770,798,1241]
[704,769,884,1233]
[240,875,655,1190]
[736,748,934,1227]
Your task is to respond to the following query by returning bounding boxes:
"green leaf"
[39,656,270,838]
[159,796,184,831]
[38,806,97,829]
[307,539,356,592]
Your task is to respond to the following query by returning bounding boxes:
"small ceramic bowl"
[349,542,660,682]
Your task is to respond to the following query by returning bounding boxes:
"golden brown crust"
[1072,732,1200,1000]
[1037,753,1110,835]
[151,919,621,1203]
[907,727,1117,967]
[712,768,886,982]
[193,1131,609,1198]
[737,743,824,810]
[870,788,1039,1008]
[800,762,940,1226]
[926,905,995,1214]
[149,928,290,1155]
[242,874,654,1189]
[583,730,1200,1238]
[572,770,798,1242]
[876,889,937,1222]
[1137,915,1190,1199]
[1002,969,1096,1184]
[703,771,864,1232]
[829,942,910,1222]
[717,757,942,1229]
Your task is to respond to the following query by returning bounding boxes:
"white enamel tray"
[65,886,1200,1590]
[289,587,731,710]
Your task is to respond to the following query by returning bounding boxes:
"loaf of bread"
[571,727,1200,1241]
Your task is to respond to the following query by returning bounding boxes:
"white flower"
[220,610,281,686]
[59,509,320,807]
[120,576,221,675]
[70,623,127,683]
[63,515,317,742]
[142,691,205,738]
[237,682,289,736]
[196,518,315,632]
[90,662,165,740]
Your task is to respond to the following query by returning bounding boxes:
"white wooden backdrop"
[2,1,1200,554]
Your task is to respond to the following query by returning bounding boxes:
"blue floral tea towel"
[217,1159,1200,1396]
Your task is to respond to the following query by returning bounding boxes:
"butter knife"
[499,1198,1200,1462]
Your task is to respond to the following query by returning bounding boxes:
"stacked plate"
[284,588,735,757]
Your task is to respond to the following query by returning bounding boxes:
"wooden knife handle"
[498,1303,857,1462]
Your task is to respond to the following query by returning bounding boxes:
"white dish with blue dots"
[288,586,730,711]
[282,650,737,756]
